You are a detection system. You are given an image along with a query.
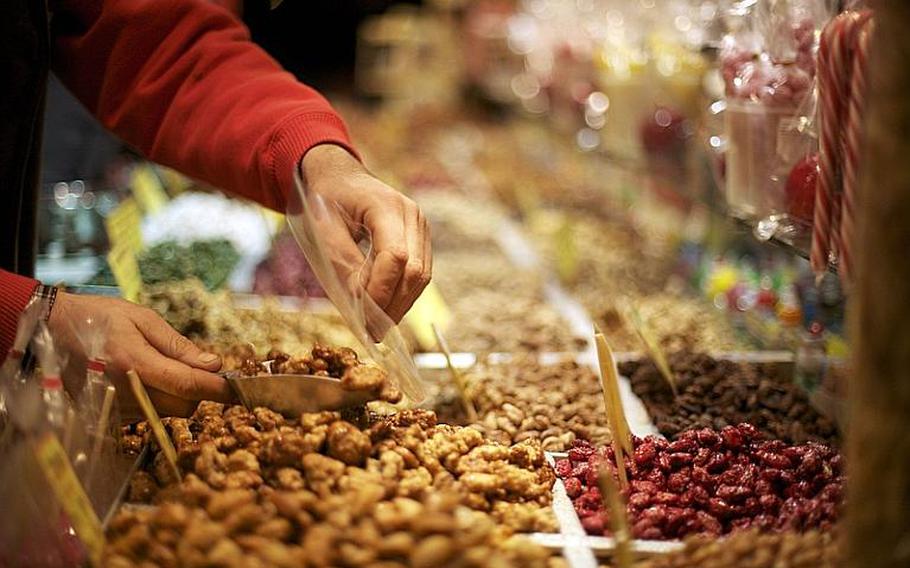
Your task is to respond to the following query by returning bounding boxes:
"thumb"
[132,307,222,371]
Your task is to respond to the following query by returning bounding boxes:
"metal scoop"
[224,372,374,417]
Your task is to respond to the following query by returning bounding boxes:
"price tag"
[127,370,181,482]
[554,215,578,284]
[131,165,169,214]
[404,281,452,351]
[33,432,105,566]
[105,198,143,253]
[107,243,142,302]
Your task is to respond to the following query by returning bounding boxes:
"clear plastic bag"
[286,168,427,403]
[719,0,832,225]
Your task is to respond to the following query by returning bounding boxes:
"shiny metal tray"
[225,372,374,417]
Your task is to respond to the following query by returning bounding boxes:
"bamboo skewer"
[594,326,632,490]
[127,370,181,482]
[431,324,478,422]
[597,462,633,568]
[595,326,633,452]
[627,306,677,398]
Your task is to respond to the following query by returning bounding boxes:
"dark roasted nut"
[326,421,372,466]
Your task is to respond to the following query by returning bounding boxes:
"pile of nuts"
[622,352,839,445]
[229,345,401,404]
[556,424,843,540]
[442,290,588,354]
[110,403,559,566]
[586,293,748,353]
[447,358,611,452]
[636,529,839,568]
[430,251,587,354]
[106,489,560,568]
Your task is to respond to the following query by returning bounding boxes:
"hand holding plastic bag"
[287,145,430,402]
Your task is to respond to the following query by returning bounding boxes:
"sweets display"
[622,352,838,445]
[636,529,839,568]
[528,212,748,352]
[556,425,843,540]
[114,403,558,564]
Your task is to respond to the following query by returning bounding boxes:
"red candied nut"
[554,458,572,478]
[564,477,583,498]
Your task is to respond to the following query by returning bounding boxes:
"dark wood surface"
[847,2,910,566]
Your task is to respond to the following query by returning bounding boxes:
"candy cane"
[839,21,873,286]
[811,11,872,278]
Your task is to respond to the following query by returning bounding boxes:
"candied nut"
[339,542,377,566]
[378,531,415,558]
[461,472,500,493]
[233,426,261,447]
[300,411,341,431]
[501,403,525,425]
[226,449,260,473]
[301,453,345,487]
[222,503,265,534]
[341,365,386,392]
[254,518,293,540]
[223,470,263,490]
[272,468,305,490]
[207,489,256,520]
[410,535,454,568]
[326,421,372,466]
[128,471,159,503]
[253,407,285,431]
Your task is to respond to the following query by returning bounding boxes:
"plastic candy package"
[286,167,427,404]
[718,0,832,225]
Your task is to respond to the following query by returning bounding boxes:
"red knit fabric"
[2,0,360,356]
[50,0,358,211]
[0,270,38,361]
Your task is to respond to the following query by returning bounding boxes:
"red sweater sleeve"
[0,270,38,361]
[49,0,357,211]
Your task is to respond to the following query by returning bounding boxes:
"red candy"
[556,423,843,540]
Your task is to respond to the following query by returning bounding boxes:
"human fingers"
[385,204,432,323]
[130,306,222,371]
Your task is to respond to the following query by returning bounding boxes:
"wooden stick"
[597,462,633,568]
[627,306,678,397]
[431,324,478,422]
[127,370,181,482]
[594,327,633,455]
[89,386,116,472]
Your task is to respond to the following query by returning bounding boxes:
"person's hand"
[48,291,233,417]
[301,144,432,324]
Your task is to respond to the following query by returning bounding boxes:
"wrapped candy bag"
[719,0,832,222]
[286,168,427,404]
[1,297,49,447]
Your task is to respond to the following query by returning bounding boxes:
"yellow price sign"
[33,432,105,566]
[404,281,452,352]
[105,198,143,253]
[107,243,142,302]
[156,166,192,196]
[131,165,169,214]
